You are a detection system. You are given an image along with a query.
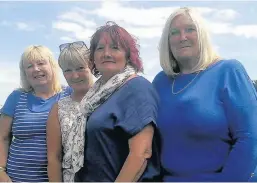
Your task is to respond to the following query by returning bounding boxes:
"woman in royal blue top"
[152,7,257,182]
[0,45,71,182]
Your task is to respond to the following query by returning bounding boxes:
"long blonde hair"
[159,7,220,77]
[19,45,62,93]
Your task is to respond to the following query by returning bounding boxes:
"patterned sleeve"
[114,78,159,136]
[1,90,22,117]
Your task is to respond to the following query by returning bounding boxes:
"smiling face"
[169,14,199,62]
[23,59,53,89]
[93,32,127,80]
[62,63,93,93]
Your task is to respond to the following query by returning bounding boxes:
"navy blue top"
[75,76,162,182]
[152,59,257,182]
[1,87,72,182]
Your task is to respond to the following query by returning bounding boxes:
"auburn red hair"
[89,21,143,77]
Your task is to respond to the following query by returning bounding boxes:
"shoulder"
[119,76,159,105]
[126,76,153,90]
[215,59,250,80]
[125,76,157,95]
[58,86,73,98]
[152,71,171,94]
[152,71,169,84]
[1,90,24,116]
[58,95,71,104]
[216,59,246,72]
[6,89,23,102]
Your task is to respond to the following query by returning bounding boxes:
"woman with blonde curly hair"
[0,45,72,182]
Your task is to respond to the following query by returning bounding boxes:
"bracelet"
[0,167,6,172]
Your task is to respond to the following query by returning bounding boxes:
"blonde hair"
[58,42,90,71]
[159,7,220,77]
[19,45,62,93]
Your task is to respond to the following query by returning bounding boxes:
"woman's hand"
[0,172,12,182]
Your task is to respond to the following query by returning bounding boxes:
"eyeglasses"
[59,41,88,52]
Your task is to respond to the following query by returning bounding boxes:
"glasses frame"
[59,41,88,52]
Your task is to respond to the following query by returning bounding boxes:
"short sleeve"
[220,60,257,181]
[115,77,159,136]
[1,90,22,117]
[64,86,73,95]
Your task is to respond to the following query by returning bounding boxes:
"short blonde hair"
[19,45,62,93]
[58,42,90,71]
[159,7,220,77]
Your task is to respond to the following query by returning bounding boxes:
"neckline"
[177,59,223,76]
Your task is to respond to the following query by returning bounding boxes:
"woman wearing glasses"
[72,21,161,182]
[46,41,94,182]
[0,45,72,182]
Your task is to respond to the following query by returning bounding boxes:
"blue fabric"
[75,76,162,182]
[1,90,21,117]
[152,59,257,182]
[1,87,72,182]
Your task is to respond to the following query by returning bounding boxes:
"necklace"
[171,71,200,95]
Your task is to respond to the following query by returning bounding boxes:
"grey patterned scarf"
[65,65,136,178]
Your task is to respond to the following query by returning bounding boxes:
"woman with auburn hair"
[153,7,257,181]
[47,41,94,182]
[0,45,72,182]
[71,21,161,182]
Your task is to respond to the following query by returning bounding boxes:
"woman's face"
[23,59,53,90]
[169,14,199,62]
[93,32,127,80]
[63,63,93,94]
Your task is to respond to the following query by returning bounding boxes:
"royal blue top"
[152,59,257,182]
[75,76,162,182]
[1,87,72,182]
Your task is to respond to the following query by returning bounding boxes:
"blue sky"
[1,1,257,105]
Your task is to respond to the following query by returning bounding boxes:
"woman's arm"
[115,124,154,182]
[0,114,13,182]
[220,61,257,181]
[46,103,63,182]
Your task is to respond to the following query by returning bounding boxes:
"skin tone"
[169,14,200,74]
[93,32,154,182]
[94,32,127,83]
[47,62,94,182]
[63,63,93,102]
[0,114,12,182]
[47,32,154,182]
[0,58,57,182]
[23,59,55,98]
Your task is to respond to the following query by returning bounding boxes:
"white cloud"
[60,36,75,42]
[0,20,45,32]
[58,11,96,28]
[16,22,35,31]
[126,26,162,39]
[233,25,257,38]
[52,1,257,41]
[211,9,239,21]
[86,2,179,27]
[50,2,257,84]
[53,16,95,41]
[53,21,84,32]
[207,22,233,34]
